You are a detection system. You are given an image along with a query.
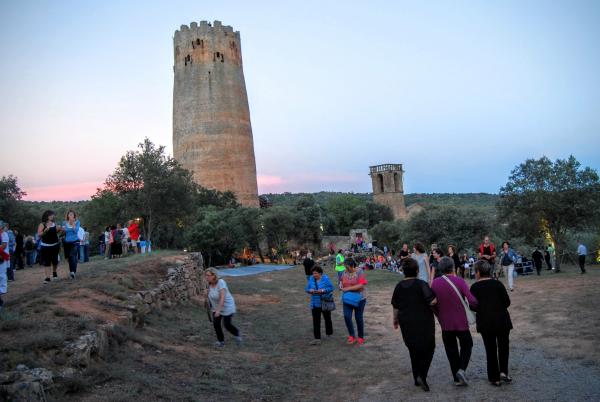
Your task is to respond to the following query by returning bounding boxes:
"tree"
[498,155,600,270]
[235,207,266,262]
[407,206,491,252]
[104,138,197,243]
[262,206,296,260]
[81,190,127,236]
[370,220,408,250]
[0,175,38,232]
[186,208,245,266]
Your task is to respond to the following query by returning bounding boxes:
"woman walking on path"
[62,210,82,279]
[411,242,431,285]
[305,265,334,345]
[340,257,368,345]
[431,257,478,386]
[205,268,242,348]
[37,210,61,284]
[470,260,513,387]
[391,257,437,392]
[499,241,518,291]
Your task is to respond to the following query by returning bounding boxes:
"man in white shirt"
[577,240,587,274]
[121,225,130,254]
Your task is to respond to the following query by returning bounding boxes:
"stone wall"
[130,252,205,326]
[0,253,206,401]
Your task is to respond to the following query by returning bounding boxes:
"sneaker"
[235,336,243,345]
[456,369,468,386]
[214,341,225,348]
[43,278,51,284]
[490,381,502,387]
[309,339,321,346]
[357,337,365,345]
[500,373,512,383]
[52,272,58,279]
[70,272,75,279]
[346,336,356,344]
[420,379,430,392]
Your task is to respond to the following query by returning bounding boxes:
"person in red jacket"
[478,236,497,278]
[128,220,140,254]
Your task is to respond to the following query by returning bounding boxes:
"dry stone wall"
[130,252,205,325]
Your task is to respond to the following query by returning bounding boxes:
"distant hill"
[261,192,499,210]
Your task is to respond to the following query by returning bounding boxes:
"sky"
[1,0,599,201]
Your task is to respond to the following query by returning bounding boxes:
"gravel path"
[358,285,600,402]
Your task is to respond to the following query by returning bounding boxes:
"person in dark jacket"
[391,257,437,392]
[531,247,544,276]
[470,260,513,387]
[303,253,315,280]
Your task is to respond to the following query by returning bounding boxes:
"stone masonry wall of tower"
[369,164,408,220]
[173,20,259,207]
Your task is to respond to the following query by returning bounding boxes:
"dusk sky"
[1,0,599,201]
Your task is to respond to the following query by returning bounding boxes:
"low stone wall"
[130,252,205,326]
[0,253,206,401]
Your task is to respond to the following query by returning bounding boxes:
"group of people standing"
[300,244,514,392]
[101,219,146,260]
[392,256,512,391]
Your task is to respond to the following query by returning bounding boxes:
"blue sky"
[1,0,599,200]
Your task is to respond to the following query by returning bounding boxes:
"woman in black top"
[391,257,437,392]
[470,260,513,386]
[37,210,61,284]
[448,245,462,278]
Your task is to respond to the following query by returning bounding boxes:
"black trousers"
[442,330,473,382]
[534,261,543,275]
[578,255,586,273]
[481,331,510,382]
[311,307,333,339]
[406,339,435,382]
[212,313,239,342]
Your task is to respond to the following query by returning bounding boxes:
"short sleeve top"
[208,279,236,316]
[341,269,368,300]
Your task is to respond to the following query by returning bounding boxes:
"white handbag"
[442,275,476,325]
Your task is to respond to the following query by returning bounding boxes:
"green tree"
[408,206,491,252]
[370,220,408,250]
[186,208,244,266]
[262,206,296,260]
[498,155,600,271]
[104,138,197,243]
[0,175,38,232]
[235,207,266,262]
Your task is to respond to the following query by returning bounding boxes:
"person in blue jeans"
[340,257,368,345]
[62,210,81,279]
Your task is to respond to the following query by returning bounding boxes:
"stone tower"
[173,20,259,207]
[369,164,407,220]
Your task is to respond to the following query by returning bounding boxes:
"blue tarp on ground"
[217,264,295,277]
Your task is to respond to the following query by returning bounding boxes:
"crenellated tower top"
[174,21,243,67]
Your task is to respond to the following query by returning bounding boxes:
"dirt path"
[356,273,600,401]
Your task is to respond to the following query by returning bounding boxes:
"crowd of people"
[297,246,513,391]
[0,211,150,312]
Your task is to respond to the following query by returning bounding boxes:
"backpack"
[114,229,122,242]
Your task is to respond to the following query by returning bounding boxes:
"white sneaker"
[456,369,468,386]
[214,341,225,348]
[70,272,75,279]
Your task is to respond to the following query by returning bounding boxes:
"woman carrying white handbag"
[431,257,479,387]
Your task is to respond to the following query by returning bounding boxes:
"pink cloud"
[23,181,103,202]
[257,174,286,193]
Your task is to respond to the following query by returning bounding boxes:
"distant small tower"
[173,20,259,207]
[369,164,407,220]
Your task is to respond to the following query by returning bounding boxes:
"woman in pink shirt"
[431,256,478,386]
[340,257,368,345]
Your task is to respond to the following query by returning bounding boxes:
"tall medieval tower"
[369,164,408,220]
[173,20,259,207]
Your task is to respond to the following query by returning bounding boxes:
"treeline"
[3,144,598,269]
